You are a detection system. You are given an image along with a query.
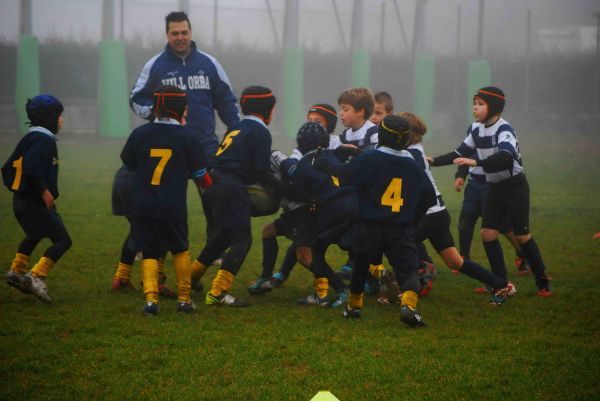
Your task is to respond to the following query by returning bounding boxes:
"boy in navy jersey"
[2,95,72,303]
[430,87,552,297]
[121,85,212,315]
[191,86,281,307]
[316,115,436,326]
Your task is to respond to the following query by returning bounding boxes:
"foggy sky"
[0,0,598,55]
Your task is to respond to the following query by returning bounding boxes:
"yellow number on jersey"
[216,130,241,156]
[381,178,404,212]
[331,176,340,187]
[11,156,23,190]
[149,148,172,186]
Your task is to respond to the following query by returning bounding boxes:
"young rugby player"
[338,88,379,150]
[120,85,212,315]
[430,86,552,297]
[2,95,72,303]
[399,111,517,306]
[370,91,394,126]
[315,115,436,326]
[191,86,281,307]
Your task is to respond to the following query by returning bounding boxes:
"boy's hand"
[42,189,54,209]
[453,157,477,167]
[426,156,434,165]
[454,178,465,192]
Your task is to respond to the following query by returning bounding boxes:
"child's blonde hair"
[396,111,427,144]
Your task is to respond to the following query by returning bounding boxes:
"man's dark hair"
[165,11,191,33]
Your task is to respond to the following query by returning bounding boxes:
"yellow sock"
[11,253,29,274]
[173,251,191,303]
[210,269,234,297]
[400,290,419,310]
[348,292,364,309]
[30,257,54,278]
[141,259,159,303]
[114,262,132,281]
[191,259,209,281]
[368,264,385,279]
[313,277,329,298]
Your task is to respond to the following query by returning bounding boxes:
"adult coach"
[130,11,240,159]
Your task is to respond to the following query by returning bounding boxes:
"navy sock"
[483,239,507,280]
[460,259,507,289]
[520,237,547,284]
[261,237,278,279]
[279,244,297,277]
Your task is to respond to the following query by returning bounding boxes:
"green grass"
[0,131,599,401]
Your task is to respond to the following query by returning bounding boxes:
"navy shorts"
[461,177,487,216]
[130,216,188,259]
[274,206,315,248]
[111,166,135,217]
[13,193,69,241]
[414,209,455,252]
[202,171,251,230]
[315,195,358,250]
[483,174,531,236]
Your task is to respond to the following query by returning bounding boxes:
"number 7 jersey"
[120,119,208,221]
[338,147,436,224]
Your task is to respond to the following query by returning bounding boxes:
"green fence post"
[413,55,436,139]
[15,35,40,135]
[99,40,130,138]
[467,59,491,122]
[283,47,304,139]
[351,50,370,88]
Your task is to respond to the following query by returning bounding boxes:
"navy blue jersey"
[121,119,208,220]
[338,147,436,224]
[291,150,355,206]
[1,127,59,198]
[212,116,272,184]
[130,41,240,156]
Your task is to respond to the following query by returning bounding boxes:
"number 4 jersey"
[338,146,436,224]
[2,127,59,198]
[120,119,208,221]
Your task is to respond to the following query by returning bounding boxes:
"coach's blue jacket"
[130,41,240,156]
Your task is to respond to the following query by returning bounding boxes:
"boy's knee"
[296,247,312,267]
[262,223,276,239]
[480,228,498,242]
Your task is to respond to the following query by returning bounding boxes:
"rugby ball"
[247,183,280,217]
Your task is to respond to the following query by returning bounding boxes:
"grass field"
[0,130,599,401]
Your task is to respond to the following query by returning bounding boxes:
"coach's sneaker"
[23,273,52,304]
[6,270,31,294]
[271,272,287,287]
[206,291,250,307]
[400,305,426,327]
[515,257,531,276]
[489,282,517,306]
[177,300,197,313]
[111,278,136,292]
[297,293,330,306]
[247,277,274,295]
[329,289,349,308]
[191,279,204,293]
[378,270,400,305]
[342,304,361,319]
[536,276,552,297]
[143,301,159,316]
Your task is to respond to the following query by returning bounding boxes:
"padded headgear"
[378,115,411,150]
[307,103,337,134]
[474,86,505,121]
[26,94,64,134]
[153,85,187,121]
[296,122,329,154]
[240,86,276,124]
